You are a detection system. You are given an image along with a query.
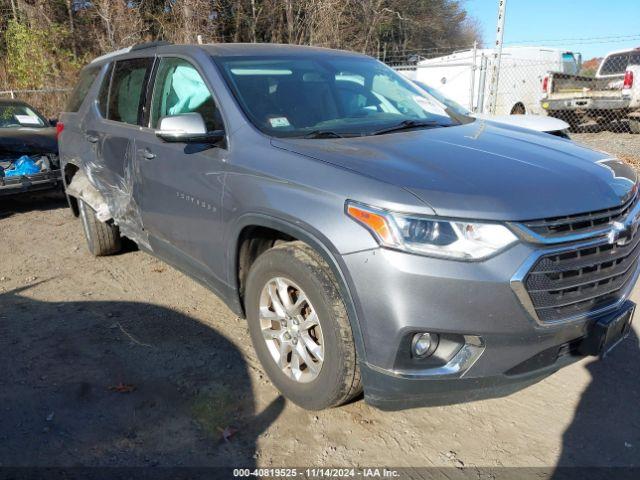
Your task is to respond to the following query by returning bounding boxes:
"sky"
[465,0,640,59]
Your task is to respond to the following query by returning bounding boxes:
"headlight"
[346,201,517,260]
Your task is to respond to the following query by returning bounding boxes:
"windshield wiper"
[371,120,441,136]
[303,130,344,139]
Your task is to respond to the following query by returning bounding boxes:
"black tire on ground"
[549,111,581,132]
[245,241,362,410]
[629,119,640,134]
[78,199,122,256]
[566,115,582,133]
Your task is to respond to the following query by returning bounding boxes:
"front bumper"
[0,169,62,196]
[342,244,638,410]
[361,359,564,410]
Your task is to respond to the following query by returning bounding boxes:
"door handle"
[85,134,99,143]
[143,149,156,160]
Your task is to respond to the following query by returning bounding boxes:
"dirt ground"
[1,191,639,472]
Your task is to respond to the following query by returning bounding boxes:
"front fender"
[227,212,368,364]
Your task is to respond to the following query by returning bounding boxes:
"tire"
[510,103,526,115]
[566,114,582,133]
[629,119,640,134]
[245,241,362,410]
[78,199,122,256]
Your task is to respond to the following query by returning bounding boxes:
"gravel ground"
[1,146,640,474]
[573,132,640,168]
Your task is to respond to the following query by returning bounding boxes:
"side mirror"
[49,118,58,127]
[155,112,224,144]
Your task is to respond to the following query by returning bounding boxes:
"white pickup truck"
[406,46,582,115]
[541,47,640,132]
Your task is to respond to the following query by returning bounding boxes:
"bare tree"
[66,0,77,59]
[0,0,481,104]
[92,0,146,51]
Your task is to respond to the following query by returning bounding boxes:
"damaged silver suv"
[59,42,639,410]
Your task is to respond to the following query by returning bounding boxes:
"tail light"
[623,70,634,89]
[55,122,64,140]
[542,75,549,93]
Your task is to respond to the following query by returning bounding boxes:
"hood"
[0,127,57,157]
[271,121,637,221]
[475,114,570,133]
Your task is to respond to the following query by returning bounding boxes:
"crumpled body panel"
[67,135,150,250]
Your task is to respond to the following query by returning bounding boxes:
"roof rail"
[131,40,172,51]
[90,47,132,64]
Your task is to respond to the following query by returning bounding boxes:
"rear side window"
[150,57,223,131]
[66,65,100,112]
[600,53,633,75]
[107,58,153,125]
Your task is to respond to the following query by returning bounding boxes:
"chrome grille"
[524,229,640,323]
[522,192,638,239]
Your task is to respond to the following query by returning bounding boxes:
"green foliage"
[4,19,74,89]
[5,20,49,89]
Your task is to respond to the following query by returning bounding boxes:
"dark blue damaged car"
[0,99,62,196]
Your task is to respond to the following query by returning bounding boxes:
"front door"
[136,57,229,285]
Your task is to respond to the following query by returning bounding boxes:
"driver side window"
[150,58,223,131]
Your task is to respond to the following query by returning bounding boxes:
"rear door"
[83,57,154,244]
[59,64,102,189]
[135,56,229,287]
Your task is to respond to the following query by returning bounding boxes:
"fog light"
[411,332,439,358]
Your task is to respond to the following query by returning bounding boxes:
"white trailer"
[404,46,582,116]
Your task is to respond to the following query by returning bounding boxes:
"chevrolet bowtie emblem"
[607,220,636,246]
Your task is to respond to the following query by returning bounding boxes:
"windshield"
[412,81,471,116]
[215,55,458,137]
[0,104,46,128]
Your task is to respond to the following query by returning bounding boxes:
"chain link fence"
[386,42,640,166]
[0,88,71,119]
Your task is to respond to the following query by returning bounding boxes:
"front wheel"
[510,103,526,115]
[245,241,362,410]
[78,199,122,256]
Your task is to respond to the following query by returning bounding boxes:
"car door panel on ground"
[136,56,228,288]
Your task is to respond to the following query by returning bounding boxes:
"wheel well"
[236,226,295,313]
[510,102,526,115]
[64,163,80,217]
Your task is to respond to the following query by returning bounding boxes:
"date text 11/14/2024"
[233,468,401,478]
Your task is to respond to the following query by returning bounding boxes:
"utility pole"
[469,40,478,111]
[487,0,507,114]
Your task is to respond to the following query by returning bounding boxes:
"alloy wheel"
[258,277,324,383]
